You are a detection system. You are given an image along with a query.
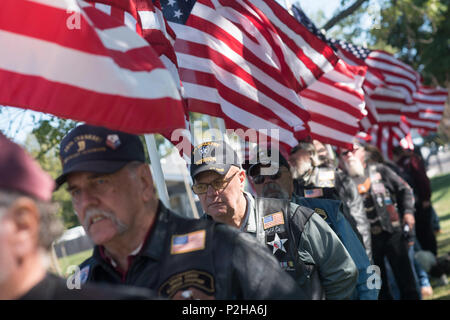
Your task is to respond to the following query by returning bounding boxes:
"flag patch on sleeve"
[263,211,285,230]
[170,230,206,254]
[304,188,323,198]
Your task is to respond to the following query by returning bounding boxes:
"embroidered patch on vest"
[267,233,288,254]
[158,270,215,298]
[263,211,285,230]
[315,208,328,220]
[170,230,206,254]
[304,188,323,198]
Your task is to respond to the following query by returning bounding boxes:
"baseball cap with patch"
[55,124,146,188]
[190,140,241,179]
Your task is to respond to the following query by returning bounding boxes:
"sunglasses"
[340,147,359,157]
[248,165,284,185]
[192,171,238,194]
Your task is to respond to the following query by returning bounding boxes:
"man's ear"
[9,197,40,257]
[138,164,155,202]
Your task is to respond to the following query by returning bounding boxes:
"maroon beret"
[0,133,54,201]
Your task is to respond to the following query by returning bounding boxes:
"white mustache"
[83,208,128,233]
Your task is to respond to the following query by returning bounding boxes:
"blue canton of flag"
[291,5,337,51]
[328,38,371,60]
[264,216,273,224]
[160,0,195,24]
[173,235,188,245]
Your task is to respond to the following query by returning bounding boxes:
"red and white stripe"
[170,0,339,151]
[334,44,384,96]
[88,0,179,84]
[89,0,193,159]
[0,0,184,136]
[299,59,367,149]
[365,50,420,104]
[405,86,448,132]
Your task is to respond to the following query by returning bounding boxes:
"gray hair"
[0,190,64,251]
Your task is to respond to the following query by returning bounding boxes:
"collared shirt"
[241,191,256,233]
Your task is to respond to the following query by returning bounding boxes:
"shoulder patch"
[314,208,328,220]
[263,211,285,230]
[158,270,215,298]
[170,230,206,254]
[304,188,323,198]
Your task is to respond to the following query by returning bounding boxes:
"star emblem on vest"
[268,233,288,254]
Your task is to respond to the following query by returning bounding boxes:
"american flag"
[404,86,448,132]
[88,0,193,160]
[330,38,420,126]
[263,211,285,229]
[160,0,340,152]
[171,230,205,254]
[359,116,414,159]
[292,5,368,149]
[0,0,185,137]
[327,35,423,160]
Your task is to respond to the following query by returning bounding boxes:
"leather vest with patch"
[156,217,219,298]
[354,165,401,235]
[254,197,325,299]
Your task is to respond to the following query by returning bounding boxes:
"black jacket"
[353,163,415,234]
[79,201,307,300]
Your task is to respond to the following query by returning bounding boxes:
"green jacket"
[243,192,358,300]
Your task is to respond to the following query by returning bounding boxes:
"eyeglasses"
[192,171,238,194]
[248,165,285,185]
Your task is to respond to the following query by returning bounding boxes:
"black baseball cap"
[55,124,146,188]
[190,140,241,179]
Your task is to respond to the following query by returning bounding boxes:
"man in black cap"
[56,124,307,300]
[0,133,155,300]
[247,147,378,300]
[191,140,358,299]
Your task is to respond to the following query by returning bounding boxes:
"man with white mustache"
[339,142,420,300]
[57,125,307,300]
[0,133,155,300]
[192,141,358,300]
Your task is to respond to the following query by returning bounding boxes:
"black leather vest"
[254,197,325,299]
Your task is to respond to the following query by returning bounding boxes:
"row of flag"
[0,0,447,161]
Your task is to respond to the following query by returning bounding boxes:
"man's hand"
[403,212,415,230]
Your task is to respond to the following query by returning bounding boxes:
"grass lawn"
[57,249,93,277]
[428,172,450,300]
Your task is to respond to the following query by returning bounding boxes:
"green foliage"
[326,0,449,86]
[24,134,79,229]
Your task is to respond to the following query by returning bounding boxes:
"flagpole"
[144,134,171,209]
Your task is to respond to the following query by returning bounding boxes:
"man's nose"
[206,184,220,197]
[76,189,100,215]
